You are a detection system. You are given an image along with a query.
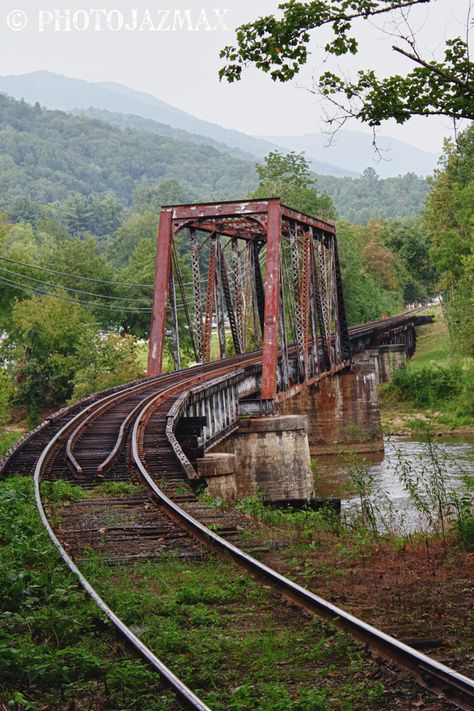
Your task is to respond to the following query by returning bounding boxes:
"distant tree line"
[0,93,470,427]
[0,94,430,225]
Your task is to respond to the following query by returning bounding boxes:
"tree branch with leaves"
[220,0,474,126]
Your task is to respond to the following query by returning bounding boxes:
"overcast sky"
[0,0,471,154]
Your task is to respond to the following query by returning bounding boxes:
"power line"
[0,265,152,303]
[0,275,152,313]
[0,254,154,289]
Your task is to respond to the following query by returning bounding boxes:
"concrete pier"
[211,415,314,502]
[196,453,237,502]
[352,344,406,383]
[281,365,383,456]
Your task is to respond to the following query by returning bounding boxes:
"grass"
[1,476,391,711]
[409,306,452,370]
[0,477,176,710]
[0,428,23,456]
[380,306,474,433]
[82,555,386,711]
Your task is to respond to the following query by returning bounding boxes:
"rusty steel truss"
[147,198,351,400]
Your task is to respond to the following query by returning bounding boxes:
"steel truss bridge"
[2,200,470,710]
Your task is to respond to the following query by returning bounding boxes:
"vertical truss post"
[279,281,290,390]
[221,241,242,354]
[308,229,319,377]
[148,209,172,377]
[249,243,261,349]
[253,240,266,335]
[290,223,305,381]
[168,260,180,371]
[202,237,217,363]
[333,236,351,362]
[215,236,227,360]
[191,230,204,362]
[312,236,331,373]
[301,229,311,381]
[330,244,340,363]
[317,237,333,370]
[261,200,281,401]
[232,238,244,351]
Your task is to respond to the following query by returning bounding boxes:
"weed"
[0,477,180,710]
[41,480,86,502]
[0,429,22,457]
[92,481,143,497]
[392,428,473,544]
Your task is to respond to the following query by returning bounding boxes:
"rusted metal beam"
[261,200,281,400]
[148,209,173,377]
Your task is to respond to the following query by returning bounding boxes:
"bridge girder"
[148,198,351,401]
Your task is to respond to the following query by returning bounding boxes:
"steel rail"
[33,380,213,711]
[132,377,474,711]
[4,307,442,711]
[0,306,427,480]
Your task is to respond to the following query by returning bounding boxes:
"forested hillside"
[0,94,430,223]
[0,89,470,430]
[0,94,257,208]
[317,169,430,223]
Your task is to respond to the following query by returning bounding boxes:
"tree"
[251,150,335,218]
[2,293,97,424]
[337,220,404,323]
[381,218,436,302]
[106,212,159,268]
[71,332,144,401]
[423,125,474,354]
[132,179,189,215]
[220,0,474,128]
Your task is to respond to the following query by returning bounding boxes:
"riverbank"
[380,306,474,436]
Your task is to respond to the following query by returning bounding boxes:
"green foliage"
[0,369,13,426]
[0,429,21,457]
[0,94,256,209]
[386,361,474,425]
[132,178,189,215]
[81,555,381,710]
[40,480,87,503]
[71,332,144,401]
[380,218,436,303]
[1,293,97,424]
[393,429,474,542]
[106,211,159,267]
[423,125,474,356]
[1,294,144,422]
[337,220,403,324]
[389,364,463,408]
[251,150,335,219]
[91,481,143,497]
[220,1,474,124]
[0,477,171,709]
[317,169,430,224]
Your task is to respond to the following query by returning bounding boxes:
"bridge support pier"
[211,415,314,502]
[354,344,406,383]
[196,453,238,502]
[281,364,383,456]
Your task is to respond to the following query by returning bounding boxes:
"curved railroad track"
[3,310,473,711]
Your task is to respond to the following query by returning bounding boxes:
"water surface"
[315,436,474,531]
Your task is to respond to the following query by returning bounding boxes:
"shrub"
[389,364,463,408]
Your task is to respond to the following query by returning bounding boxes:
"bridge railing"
[165,365,262,480]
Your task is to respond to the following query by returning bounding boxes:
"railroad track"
[3,309,473,711]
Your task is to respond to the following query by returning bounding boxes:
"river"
[314,435,474,532]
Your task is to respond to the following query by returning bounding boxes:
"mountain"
[0,93,257,208]
[0,71,354,177]
[263,131,439,179]
[0,92,430,223]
